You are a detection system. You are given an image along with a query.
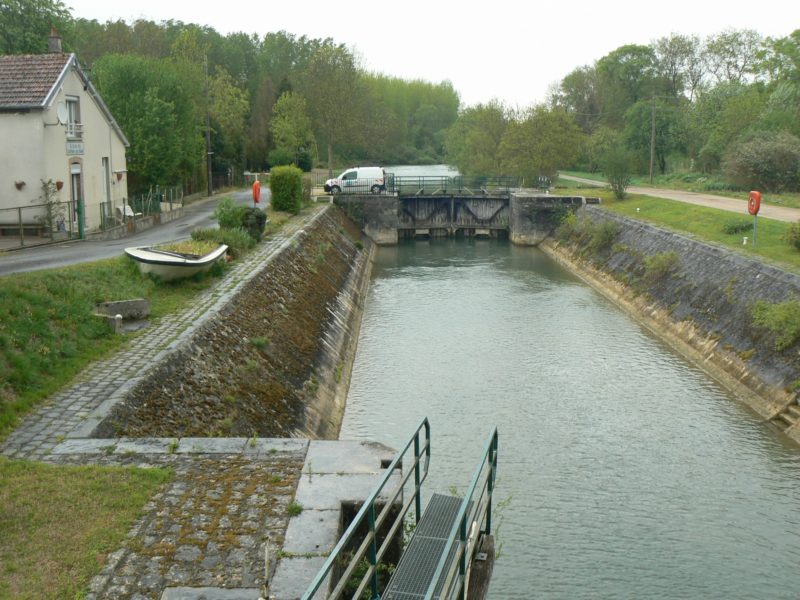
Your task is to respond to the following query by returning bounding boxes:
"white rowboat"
[124,244,228,281]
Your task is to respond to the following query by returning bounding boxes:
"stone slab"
[294,471,401,511]
[50,438,117,455]
[176,438,247,454]
[268,556,328,600]
[116,437,177,454]
[282,509,340,555]
[303,440,395,475]
[161,587,261,600]
[241,438,309,457]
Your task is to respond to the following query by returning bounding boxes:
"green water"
[340,238,800,599]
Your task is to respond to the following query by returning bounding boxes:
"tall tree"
[270,91,315,163]
[445,101,508,176]
[703,29,763,85]
[653,33,702,98]
[0,0,73,54]
[299,45,361,173]
[556,65,600,133]
[596,44,658,127]
[498,107,585,181]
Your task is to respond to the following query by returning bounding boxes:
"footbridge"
[333,175,600,245]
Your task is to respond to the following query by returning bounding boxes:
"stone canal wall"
[541,206,800,434]
[95,205,372,440]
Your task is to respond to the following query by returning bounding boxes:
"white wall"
[0,64,128,232]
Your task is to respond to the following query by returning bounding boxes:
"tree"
[703,29,763,85]
[585,126,621,173]
[270,92,315,165]
[596,45,658,128]
[209,67,250,170]
[0,0,73,54]
[653,33,702,98]
[299,45,361,173]
[600,145,636,199]
[498,107,585,181]
[556,66,601,133]
[760,29,800,83]
[445,101,508,176]
[623,98,687,174]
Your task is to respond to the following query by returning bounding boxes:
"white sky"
[64,0,795,108]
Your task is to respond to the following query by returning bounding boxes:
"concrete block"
[294,471,401,511]
[160,587,261,600]
[95,298,151,320]
[116,437,176,454]
[175,438,247,454]
[50,438,116,455]
[268,556,328,600]
[282,509,340,555]
[241,438,309,456]
[304,440,394,475]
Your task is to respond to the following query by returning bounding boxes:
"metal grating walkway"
[382,493,465,600]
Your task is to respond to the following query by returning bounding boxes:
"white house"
[0,33,129,236]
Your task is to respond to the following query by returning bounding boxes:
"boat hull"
[124,244,228,281]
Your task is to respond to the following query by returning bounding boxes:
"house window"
[66,96,82,139]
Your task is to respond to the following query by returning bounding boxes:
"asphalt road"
[561,174,800,223]
[0,188,266,276]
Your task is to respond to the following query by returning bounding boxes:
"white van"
[324,166,386,195]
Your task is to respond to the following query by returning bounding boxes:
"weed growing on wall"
[643,251,680,283]
[752,298,800,351]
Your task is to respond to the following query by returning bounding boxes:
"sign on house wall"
[66,141,84,156]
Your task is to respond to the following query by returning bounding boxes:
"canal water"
[339,238,800,599]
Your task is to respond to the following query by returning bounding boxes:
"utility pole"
[649,95,656,185]
[204,59,213,197]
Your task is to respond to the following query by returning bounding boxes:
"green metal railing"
[388,176,520,196]
[424,427,498,600]
[301,418,431,600]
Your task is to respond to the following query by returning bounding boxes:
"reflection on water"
[340,238,800,599]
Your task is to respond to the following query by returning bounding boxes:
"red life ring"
[252,180,261,204]
[748,191,760,215]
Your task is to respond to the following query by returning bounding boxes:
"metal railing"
[128,185,184,216]
[0,200,76,248]
[302,418,432,600]
[425,427,498,600]
[388,176,520,196]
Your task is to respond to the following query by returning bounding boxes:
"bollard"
[743,236,748,245]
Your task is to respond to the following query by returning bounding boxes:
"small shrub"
[586,220,620,253]
[752,298,800,351]
[212,197,246,230]
[600,145,635,199]
[555,211,580,240]
[241,207,267,242]
[287,501,303,517]
[722,219,752,235]
[643,251,680,283]
[270,165,303,214]
[783,220,800,251]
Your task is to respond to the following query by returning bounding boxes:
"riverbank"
[540,205,800,441]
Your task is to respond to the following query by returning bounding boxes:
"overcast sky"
[65,0,795,107]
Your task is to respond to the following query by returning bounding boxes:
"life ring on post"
[252,180,261,204]
[748,191,761,215]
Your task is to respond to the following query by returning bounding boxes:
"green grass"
[0,457,171,599]
[560,170,800,209]
[589,189,800,271]
[0,256,222,439]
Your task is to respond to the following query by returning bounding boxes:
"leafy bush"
[752,298,800,350]
[586,220,620,252]
[267,147,294,168]
[783,221,800,250]
[643,251,679,282]
[241,207,267,242]
[270,165,303,214]
[212,197,246,229]
[722,219,752,235]
[723,131,800,192]
[297,149,313,172]
[555,211,580,240]
[191,227,254,259]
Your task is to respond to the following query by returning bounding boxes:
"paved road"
[0,188,266,276]
[561,175,800,223]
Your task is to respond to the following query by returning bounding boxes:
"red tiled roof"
[0,53,71,108]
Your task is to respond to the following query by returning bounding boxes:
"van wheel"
[330,185,341,195]
[371,185,381,195]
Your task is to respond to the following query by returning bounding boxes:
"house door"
[70,162,84,237]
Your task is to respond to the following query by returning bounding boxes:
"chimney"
[48,27,62,53]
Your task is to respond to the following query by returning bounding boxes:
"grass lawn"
[555,183,800,272]
[0,457,171,599]
[560,170,800,210]
[0,206,298,440]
